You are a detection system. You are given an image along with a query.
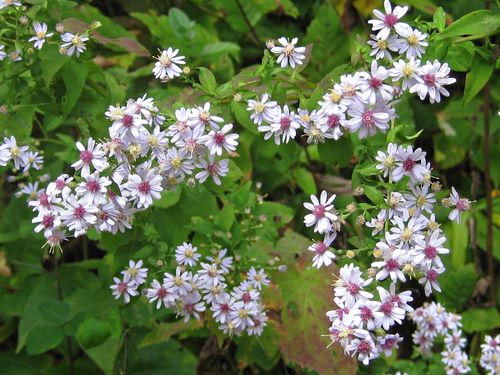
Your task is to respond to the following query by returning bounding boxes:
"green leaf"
[433,7,446,32]
[198,67,217,94]
[38,301,71,326]
[26,325,63,355]
[363,185,384,205]
[155,187,182,209]
[61,60,89,115]
[443,217,469,268]
[317,136,353,168]
[437,10,500,39]
[231,101,259,134]
[168,8,196,40]
[292,168,317,195]
[76,319,113,349]
[436,264,477,310]
[463,52,494,104]
[462,308,500,333]
[39,44,67,88]
[445,42,475,72]
[200,42,241,61]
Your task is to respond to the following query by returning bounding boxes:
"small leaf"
[463,52,494,104]
[231,101,259,134]
[363,185,384,205]
[198,67,217,94]
[433,7,446,32]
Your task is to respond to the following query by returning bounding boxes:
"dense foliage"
[0,0,499,374]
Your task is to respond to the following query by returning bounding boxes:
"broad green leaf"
[231,101,259,134]
[76,319,114,349]
[463,52,494,104]
[139,320,203,347]
[61,60,89,115]
[317,135,353,168]
[433,7,446,32]
[292,167,317,195]
[363,185,384,205]
[443,216,469,268]
[462,308,500,333]
[38,301,71,326]
[436,264,477,310]
[273,259,357,375]
[445,42,475,72]
[39,44,67,88]
[437,10,500,39]
[200,42,241,61]
[198,67,217,94]
[155,187,182,209]
[26,325,63,355]
[168,8,196,40]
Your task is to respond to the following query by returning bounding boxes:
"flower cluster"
[248,1,455,147]
[111,245,270,336]
[29,92,238,251]
[412,302,470,374]
[303,142,471,364]
[480,335,500,375]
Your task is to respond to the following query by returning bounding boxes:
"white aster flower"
[200,123,239,156]
[308,232,336,268]
[121,259,148,285]
[124,169,163,208]
[247,93,278,125]
[28,22,53,49]
[153,47,185,80]
[175,242,201,267]
[303,190,338,234]
[270,37,306,69]
[368,0,411,39]
[60,32,89,57]
[410,60,456,103]
[110,277,138,303]
[367,34,401,60]
[398,27,428,59]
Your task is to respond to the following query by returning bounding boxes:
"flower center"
[403,158,415,171]
[423,74,436,86]
[242,292,252,303]
[416,196,427,206]
[380,301,393,315]
[86,180,100,192]
[384,13,398,27]
[80,150,93,164]
[312,204,325,218]
[36,30,46,39]
[329,90,342,103]
[122,114,134,128]
[402,65,413,77]
[401,227,413,242]
[117,282,127,293]
[280,116,291,130]
[315,241,327,254]
[160,55,172,67]
[385,258,400,271]
[284,43,294,56]
[376,39,388,49]
[171,156,182,169]
[424,245,437,259]
[370,77,382,89]
[138,181,151,194]
[407,34,419,45]
[207,162,219,176]
[39,193,50,207]
[360,306,373,321]
[346,282,360,295]
[327,114,340,128]
[214,132,225,145]
[362,111,374,126]
[73,205,86,219]
[357,340,372,354]
[456,199,469,211]
[157,287,167,299]
[42,215,54,228]
[426,269,438,282]
[254,103,265,113]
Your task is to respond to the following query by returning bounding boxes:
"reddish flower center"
[207,163,219,176]
[117,282,127,293]
[385,258,400,271]
[39,192,49,207]
[315,241,327,255]
[185,303,194,313]
[380,301,393,315]
[73,205,86,219]
[86,180,100,193]
[80,150,93,164]
[347,282,360,295]
[42,215,54,228]
[220,303,230,313]
[327,114,340,128]
[138,181,151,194]
[242,292,252,303]
[280,116,291,130]
[362,111,374,126]
[381,337,396,350]
[122,114,134,128]
[157,287,167,299]
[357,340,372,354]
[384,13,398,27]
[424,245,437,259]
[403,158,415,171]
[312,204,325,218]
[370,77,383,89]
[214,132,225,145]
[426,269,438,282]
[360,306,373,321]
[457,199,469,211]
[423,74,436,86]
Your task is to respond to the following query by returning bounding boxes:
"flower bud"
[56,23,65,33]
[373,248,383,258]
[346,203,356,213]
[355,214,365,226]
[346,250,355,258]
[233,93,242,102]
[353,186,364,196]
[265,40,275,50]
[90,20,102,30]
[278,264,288,272]
[367,267,377,278]
[20,15,29,25]
[186,177,196,187]
[0,105,8,114]
[431,181,442,192]
[441,197,452,207]
[182,66,190,74]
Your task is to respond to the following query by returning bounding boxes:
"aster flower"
[194,157,229,185]
[368,0,411,40]
[211,293,235,324]
[348,300,383,331]
[178,292,206,322]
[308,232,337,268]
[0,45,6,61]
[175,242,201,267]
[71,138,108,177]
[247,93,278,125]
[28,22,53,50]
[189,102,223,130]
[153,47,185,80]
[392,145,428,183]
[23,151,44,172]
[410,60,456,103]
[75,171,111,205]
[230,300,258,329]
[448,187,470,223]
[146,279,175,309]
[0,0,22,9]
[163,147,195,178]
[60,32,89,57]
[398,28,428,59]
[110,277,138,304]
[347,333,379,365]
[334,264,373,306]
[121,259,148,285]
[164,267,192,296]
[270,37,306,68]
[247,267,270,290]
[346,98,394,139]
[200,123,239,156]
[418,266,445,296]
[3,136,29,170]
[390,57,421,90]
[303,190,338,234]
[206,249,233,273]
[268,105,301,144]
[60,195,98,236]
[124,169,163,208]
[358,60,393,104]
[367,34,402,60]
[371,249,406,282]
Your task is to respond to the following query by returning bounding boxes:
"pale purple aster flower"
[410,60,456,104]
[270,37,306,68]
[153,47,185,80]
[110,277,138,303]
[200,123,239,156]
[368,0,411,40]
[28,22,53,49]
[303,190,338,234]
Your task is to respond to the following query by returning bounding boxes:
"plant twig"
[483,81,496,306]
[234,0,261,48]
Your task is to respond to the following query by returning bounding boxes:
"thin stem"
[234,0,261,48]
[482,81,496,306]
